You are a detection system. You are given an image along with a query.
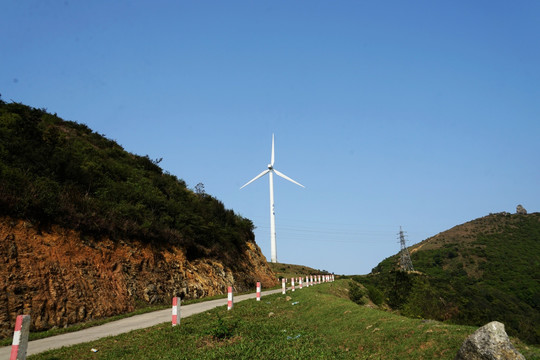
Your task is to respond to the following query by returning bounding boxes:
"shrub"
[366,285,384,306]
[204,315,238,340]
[349,281,367,305]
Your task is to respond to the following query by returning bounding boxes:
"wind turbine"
[240,134,305,263]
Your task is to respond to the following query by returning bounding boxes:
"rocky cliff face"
[0,217,277,338]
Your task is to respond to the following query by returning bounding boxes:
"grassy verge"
[29,280,540,359]
[1,287,282,347]
[0,304,168,347]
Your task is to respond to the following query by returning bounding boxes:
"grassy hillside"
[28,280,539,360]
[361,213,540,344]
[267,262,330,280]
[0,100,254,265]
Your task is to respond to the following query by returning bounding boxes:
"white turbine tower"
[240,134,304,263]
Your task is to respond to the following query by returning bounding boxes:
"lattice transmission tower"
[398,226,414,272]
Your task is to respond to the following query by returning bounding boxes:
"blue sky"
[2,1,539,275]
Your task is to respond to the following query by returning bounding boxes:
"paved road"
[0,288,285,357]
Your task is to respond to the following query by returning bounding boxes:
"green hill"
[358,212,540,344]
[28,280,540,360]
[0,99,254,267]
[267,262,330,280]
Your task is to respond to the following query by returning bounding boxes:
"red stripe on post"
[227,286,233,310]
[10,315,30,360]
[172,297,181,326]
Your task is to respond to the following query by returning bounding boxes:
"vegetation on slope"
[267,262,330,281]
[32,280,540,360]
[358,213,540,344]
[0,100,254,265]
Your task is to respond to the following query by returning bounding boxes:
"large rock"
[516,205,527,215]
[455,321,525,360]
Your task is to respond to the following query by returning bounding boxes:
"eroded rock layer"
[0,217,277,338]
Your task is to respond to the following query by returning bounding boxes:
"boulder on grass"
[455,321,525,360]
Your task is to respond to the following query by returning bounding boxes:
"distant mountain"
[0,100,277,338]
[361,212,540,344]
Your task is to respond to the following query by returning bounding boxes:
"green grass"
[1,288,283,347]
[0,304,169,347]
[29,280,540,360]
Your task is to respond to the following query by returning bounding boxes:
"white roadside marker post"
[291,278,295,291]
[282,278,286,294]
[172,297,181,326]
[227,286,233,310]
[299,277,303,289]
[256,282,261,301]
[10,314,30,360]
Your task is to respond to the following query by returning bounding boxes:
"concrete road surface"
[0,288,285,357]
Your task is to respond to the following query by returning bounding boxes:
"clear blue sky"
[2,1,539,275]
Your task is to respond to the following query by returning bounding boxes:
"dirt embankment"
[0,217,276,338]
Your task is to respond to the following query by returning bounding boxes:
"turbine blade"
[271,134,275,166]
[240,169,270,189]
[273,169,305,188]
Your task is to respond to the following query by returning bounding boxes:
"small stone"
[285,296,292,301]
[268,312,275,317]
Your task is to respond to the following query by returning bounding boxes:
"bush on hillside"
[0,100,255,267]
[365,285,384,306]
[349,281,367,305]
[361,214,540,345]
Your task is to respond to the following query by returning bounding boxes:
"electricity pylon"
[398,226,414,272]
